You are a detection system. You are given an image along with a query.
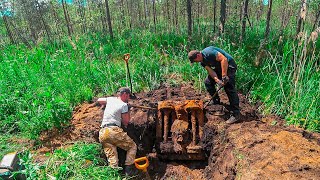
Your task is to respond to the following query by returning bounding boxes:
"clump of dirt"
[35,83,320,179]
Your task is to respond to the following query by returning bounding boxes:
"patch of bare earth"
[35,84,320,179]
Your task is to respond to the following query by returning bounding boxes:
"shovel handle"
[123,53,130,63]
[134,156,149,172]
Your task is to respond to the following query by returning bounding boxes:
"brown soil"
[36,83,320,179]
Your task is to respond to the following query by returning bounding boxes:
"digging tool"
[129,104,157,110]
[123,53,136,99]
[204,85,224,109]
[134,156,151,180]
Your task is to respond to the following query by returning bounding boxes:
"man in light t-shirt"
[97,87,137,175]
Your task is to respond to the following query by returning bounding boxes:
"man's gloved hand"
[216,80,224,88]
[222,76,229,84]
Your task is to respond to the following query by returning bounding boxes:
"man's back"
[101,97,128,127]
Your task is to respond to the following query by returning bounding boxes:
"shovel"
[134,156,151,180]
[204,85,224,109]
[123,53,136,99]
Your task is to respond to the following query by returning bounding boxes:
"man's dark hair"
[117,87,131,95]
[188,50,200,63]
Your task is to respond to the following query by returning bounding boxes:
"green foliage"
[250,39,320,132]
[19,142,121,179]
[0,134,29,159]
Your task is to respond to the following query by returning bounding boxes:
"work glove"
[216,80,224,88]
[222,76,229,84]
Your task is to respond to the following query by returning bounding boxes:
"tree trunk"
[99,1,107,33]
[219,0,226,35]
[296,0,307,35]
[241,0,249,41]
[126,0,132,29]
[173,0,178,32]
[120,0,125,27]
[143,0,148,26]
[213,0,217,33]
[187,0,192,37]
[264,0,273,39]
[256,1,264,22]
[152,0,156,32]
[36,1,51,43]
[166,0,170,30]
[105,0,114,39]
[2,15,15,44]
[9,20,31,48]
[279,0,289,35]
[77,1,86,33]
[50,2,62,43]
[62,0,72,37]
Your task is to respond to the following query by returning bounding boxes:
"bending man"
[188,46,240,124]
[97,87,137,175]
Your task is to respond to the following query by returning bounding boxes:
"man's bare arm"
[215,52,228,77]
[97,98,107,105]
[205,66,219,82]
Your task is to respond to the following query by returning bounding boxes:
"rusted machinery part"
[185,100,204,110]
[158,100,175,110]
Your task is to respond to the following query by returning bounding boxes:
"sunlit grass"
[19,142,122,179]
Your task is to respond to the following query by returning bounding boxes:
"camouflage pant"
[99,126,137,167]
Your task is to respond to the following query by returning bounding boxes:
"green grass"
[1,30,319,142]
[18,142,121,179]
[0,26,319,179]
[250,39,320,131]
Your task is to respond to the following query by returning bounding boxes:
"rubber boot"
[124,164,139,177]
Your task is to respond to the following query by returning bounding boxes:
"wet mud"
[36,83,320,179]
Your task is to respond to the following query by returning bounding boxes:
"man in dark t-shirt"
[188,46,240,124]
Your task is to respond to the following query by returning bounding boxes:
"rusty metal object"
[157,100,205,160]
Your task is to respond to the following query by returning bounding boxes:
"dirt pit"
[37,83,320,179]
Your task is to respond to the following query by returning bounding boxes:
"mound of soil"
[36,83,320,179]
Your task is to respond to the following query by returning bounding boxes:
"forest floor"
[34,83,320,180]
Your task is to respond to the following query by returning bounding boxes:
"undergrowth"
[19,142,121,180]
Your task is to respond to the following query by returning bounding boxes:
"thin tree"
[77,0,86,33]
[241,0,249,41]
[2,15,15,44]
[152,0,156,32]
[99,1,107,33]
[279,0,290,35]
[105,0,113,39]
[62,0,73,37]
[126,0,132,29]
[173,0,178,32]
[213,0,217,33]
[296,0,307,35]
[9,20,31,48]
[187,0,192,37]
[35,1,51,43]
[119,0,125,27]
[143,0,148,27]
[264,0,273,39]
[219,0,226,35]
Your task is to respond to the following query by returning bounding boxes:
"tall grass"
[20,142,121,179]
[250,36,320,132]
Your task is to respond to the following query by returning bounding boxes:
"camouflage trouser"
[99,126,137,167]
